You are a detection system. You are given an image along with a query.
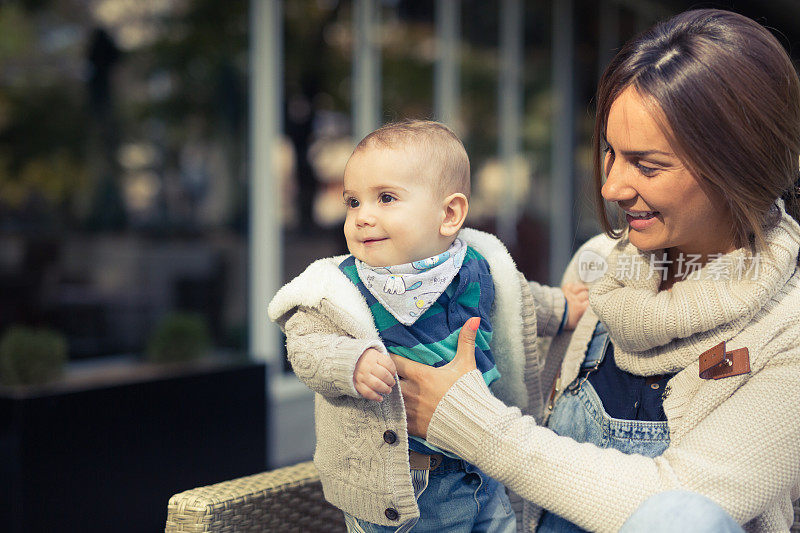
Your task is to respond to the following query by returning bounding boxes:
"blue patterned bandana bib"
[355,239,467,326]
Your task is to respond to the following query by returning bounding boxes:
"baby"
[269,120,588,532]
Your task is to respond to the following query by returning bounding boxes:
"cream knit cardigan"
[268,228,563,526]
[428,206,800,533]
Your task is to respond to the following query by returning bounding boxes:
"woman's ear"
[440,193,469,237]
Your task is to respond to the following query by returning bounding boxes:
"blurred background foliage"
[0,0,574,238]
[1,0,799,363]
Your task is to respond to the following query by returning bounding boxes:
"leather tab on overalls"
[409,450,443,470]
[699,341,751,380]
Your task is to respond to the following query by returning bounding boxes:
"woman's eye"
[345,197,359,208]
[636,162,658,177]
[379,193,395,204]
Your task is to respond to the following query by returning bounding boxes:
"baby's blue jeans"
[343,455,516,533]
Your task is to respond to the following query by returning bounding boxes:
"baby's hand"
[353,347,397,402]
[562,282,589,330]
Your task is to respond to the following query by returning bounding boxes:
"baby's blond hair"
[353,120,470,200]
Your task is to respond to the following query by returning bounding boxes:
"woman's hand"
[391,317,480,438]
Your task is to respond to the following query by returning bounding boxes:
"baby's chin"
[352,246,453,268]
[351,253,395,268]
[355,255,428,268]
[359,258,407,268]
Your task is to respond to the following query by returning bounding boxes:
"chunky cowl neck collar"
[589,203,800,375]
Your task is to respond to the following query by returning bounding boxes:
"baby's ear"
[440,193,469,237]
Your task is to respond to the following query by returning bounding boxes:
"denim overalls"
[537,322,670,532]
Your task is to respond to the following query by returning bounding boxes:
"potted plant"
[146,312,212,364]
[0,326,67,387]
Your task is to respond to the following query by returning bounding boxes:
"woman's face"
[601,86,735,263]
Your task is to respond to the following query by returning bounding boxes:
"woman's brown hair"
[593,9,800,252]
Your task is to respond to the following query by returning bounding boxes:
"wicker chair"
[166,461,800,532]
[165,461,345,532]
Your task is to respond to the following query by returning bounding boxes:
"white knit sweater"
[268,228,563,526]
[427,206,800,532]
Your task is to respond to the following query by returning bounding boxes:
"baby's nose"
[356,208,376,226]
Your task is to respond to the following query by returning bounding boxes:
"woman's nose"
[601,160,636,203]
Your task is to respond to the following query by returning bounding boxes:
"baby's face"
[343,146,449,267]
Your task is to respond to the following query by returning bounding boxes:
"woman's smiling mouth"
[624,210,660,231]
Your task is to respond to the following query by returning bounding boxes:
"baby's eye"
[379,193,395,204]
[344,197,359,208]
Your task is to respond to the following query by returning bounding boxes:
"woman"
[393,9,800,533]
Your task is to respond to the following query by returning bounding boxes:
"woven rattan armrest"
[164,461,800,532]
[165,460,345,532]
